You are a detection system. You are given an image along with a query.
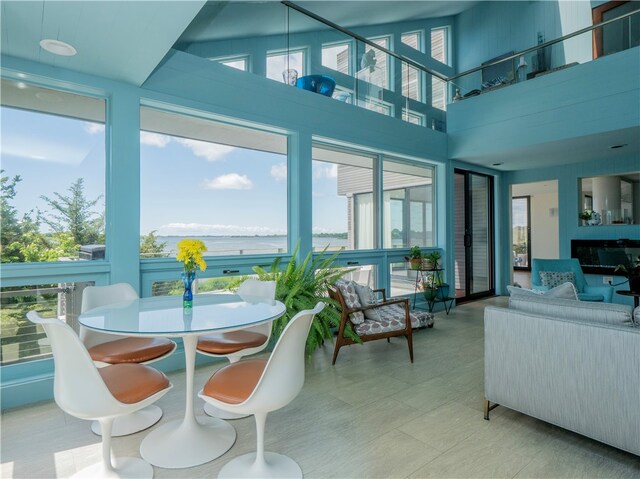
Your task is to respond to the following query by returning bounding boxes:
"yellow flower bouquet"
[176,239,207,307]
[176,239,207,273]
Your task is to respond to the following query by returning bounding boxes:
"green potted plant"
[579,210,592,223]
[422,251,450,300]
[615,257,640,294]
[406,246,423,270]
[424,250,442,270]
[251,244,360,357]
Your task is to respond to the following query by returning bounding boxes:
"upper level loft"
[172,1,640,134]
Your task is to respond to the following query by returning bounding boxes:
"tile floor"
[2,297,639,478]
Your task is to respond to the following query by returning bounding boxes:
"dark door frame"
[454,169,495,303]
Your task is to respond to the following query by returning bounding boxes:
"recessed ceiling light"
[610,144,628,149]
[16,82,27,89]
[492,162,504,166]
[39,39,77,57]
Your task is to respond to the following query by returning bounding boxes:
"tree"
[39,178,104,246]
[1,171,41,263]
[140,230,167,258]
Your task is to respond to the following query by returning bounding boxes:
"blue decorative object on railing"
[295,75,336,97]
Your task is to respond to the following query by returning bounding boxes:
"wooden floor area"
[2,297,639,478]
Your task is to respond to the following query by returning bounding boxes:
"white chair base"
[91,405,162,436]
[204,402,249,420]
[71,457,152,479]
[218,452,302,479]
[140,415,236,469]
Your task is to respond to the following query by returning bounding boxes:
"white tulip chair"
[198,302,324,479]
[27,311,172,479]
[196,279,276,419]
[80,283,176,436]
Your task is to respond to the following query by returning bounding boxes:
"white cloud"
[203,173,253,190]
[270,163,287,181]
[140,131,171,147]
[158,222,285,236]
[175,138,235,161]
[0,135,88,165]
[83,122,105,134]
[313,163,338,179]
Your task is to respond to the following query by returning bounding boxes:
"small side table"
[616,290,639,309]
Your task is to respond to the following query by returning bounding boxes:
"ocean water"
[155,235,348,257]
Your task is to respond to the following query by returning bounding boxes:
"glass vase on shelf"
[182,270,196,308]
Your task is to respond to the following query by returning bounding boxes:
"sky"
[1,106,348,237]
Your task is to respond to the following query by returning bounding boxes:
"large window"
[216,56,249,71]
[312,144,375,251]
[0,79,106,263]
[383,161,434,248]
[431,27,449,65]
[266,49,305,83]
[322,42,350,74]
[140,107,288,257]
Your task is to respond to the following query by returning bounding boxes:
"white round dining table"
[79,293,286,469]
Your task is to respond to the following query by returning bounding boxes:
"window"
[322,43,350,74]
[312,143,375,251]
[402,63,422,101]
[402,109,425,126]
[216,56,248,71]
[266,50,305,83]
[432,76,446,111]
[358,37,390,90]
[401,32,422,51]
[140,106,288,257]
[0,79,106,263]
[383,161,435,248]
[431,27,449,65]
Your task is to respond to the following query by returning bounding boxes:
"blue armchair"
[531,258,613,302]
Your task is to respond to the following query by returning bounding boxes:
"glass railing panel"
[1,281,95,364]
[448,10,639,104]
[354,39,393,118]
[286,5,357,101]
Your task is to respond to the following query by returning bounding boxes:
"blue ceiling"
[0,1,207,86]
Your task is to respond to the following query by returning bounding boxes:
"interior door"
[454,170,495,301]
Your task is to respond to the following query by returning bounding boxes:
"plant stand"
[411,265,454,315]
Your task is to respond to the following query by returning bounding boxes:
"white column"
[592,176,621,224]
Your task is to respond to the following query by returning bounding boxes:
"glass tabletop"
[79,294,286,336]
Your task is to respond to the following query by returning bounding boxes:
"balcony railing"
[448,8,640,103]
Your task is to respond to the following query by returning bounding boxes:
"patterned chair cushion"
[539,271,576,289]
[353,283,382,322]
[355,318,405,336]
[412,310,435,328]
[335,280,365,325]
[377,304,423,329]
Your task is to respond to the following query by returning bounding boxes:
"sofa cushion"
[335,280,365,325]
[634,307,640,326]
[577,292,604,302]
[508,282,578,301]
[509,294,633,327]
[539,271,576,289]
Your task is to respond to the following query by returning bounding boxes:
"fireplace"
[571,239,640,275]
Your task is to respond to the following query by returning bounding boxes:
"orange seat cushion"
[88,337,174,364]
[197,331,268,355]
[202,359,267,405]
[99,363,170,404]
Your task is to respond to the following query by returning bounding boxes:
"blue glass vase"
[182,271,196,308]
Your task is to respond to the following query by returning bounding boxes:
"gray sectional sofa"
[484,295,640,456]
